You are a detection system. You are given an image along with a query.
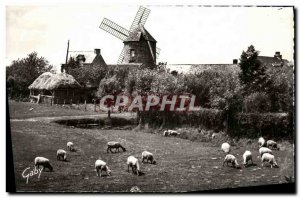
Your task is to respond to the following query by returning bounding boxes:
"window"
[130,49,135,57]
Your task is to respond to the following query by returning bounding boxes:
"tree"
[6,52,53,99]
[238,45,268,93]
[97,75,122,119]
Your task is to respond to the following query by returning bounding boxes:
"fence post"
[94,100,96,112]
[84,100,87,111]
[63,99,65,106]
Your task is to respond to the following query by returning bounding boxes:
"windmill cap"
[124,25,156,42]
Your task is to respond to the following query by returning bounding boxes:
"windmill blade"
[117,47,126,64]
[129,6,151,32]
[99,18,130,41]
[156,47,161,58]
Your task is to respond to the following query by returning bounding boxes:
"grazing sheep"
[163,130,180,137]
[259,147,273,157]
[107,141,126,153]
[242,150,253,166]
[221,142,231,154]
[258,137,266,147]
[95,159,111,177]
[141,151,156,164]
[163,130,170,137]
[261,153,279,168]
[223,154,240,168]
[67,142,74,151]
[56,149,67,161]
[34,157,53,171]
[267,140,280,150]
[127,156,141,176]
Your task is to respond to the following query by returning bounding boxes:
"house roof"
[29,72,81,90]
[125,25,156,42]
[257,56,288,67]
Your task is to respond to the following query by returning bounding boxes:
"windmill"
[99,6,160,64]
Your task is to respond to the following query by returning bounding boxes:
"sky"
[6,5,294,71]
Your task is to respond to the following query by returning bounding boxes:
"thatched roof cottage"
[28,72,83,104]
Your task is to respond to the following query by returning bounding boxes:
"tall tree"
[238,45,268,93]
[6,52,53,98]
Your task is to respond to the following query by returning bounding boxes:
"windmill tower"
[99,6,160,66]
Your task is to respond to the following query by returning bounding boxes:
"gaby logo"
[99,94,201,112]
[22,166,43,184]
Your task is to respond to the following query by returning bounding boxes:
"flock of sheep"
[33,133,279,182]
[33,141,156,177]
[222,137,280,169]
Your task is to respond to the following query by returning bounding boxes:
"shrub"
[243,92,271,113]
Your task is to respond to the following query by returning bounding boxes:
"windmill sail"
[99,18,130,41]
[129,6,151,32]
[117,47,126,64]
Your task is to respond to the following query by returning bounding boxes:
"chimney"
[94,49,100,55]
[233,59,238,64]
[274,51,282,60]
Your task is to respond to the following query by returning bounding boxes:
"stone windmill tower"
[99,6,160,66]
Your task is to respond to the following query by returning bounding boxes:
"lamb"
[242,150,253,166]
[141,151,156,164]
[221,142,231,154]
[56,149,67,161]
[258,137,266,147]
[34,157,53,171]
[259,147,273,157]
[127,156,141,176]
[107,141,126,153]
[267,140,280,150]
[261,153,279,168]
[163,130,170,137]
[223,154,240,168]
[95,159,111,177]
[67,142,75,151]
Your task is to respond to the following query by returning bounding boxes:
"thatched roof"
[29,72,81,90]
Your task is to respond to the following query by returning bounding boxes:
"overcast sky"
[6,5,294,71]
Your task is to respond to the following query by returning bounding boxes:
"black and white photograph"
[5,1,295,193]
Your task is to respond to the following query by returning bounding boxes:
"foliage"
[238,45,268,93]
[66,57,107,87]
[6,52,54,98]
[243,92,271,113]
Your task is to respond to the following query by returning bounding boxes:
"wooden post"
[63,99,66,106]
[94,100,96,112]
[85,100,87,111]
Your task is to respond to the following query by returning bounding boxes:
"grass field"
[8,101,295,192]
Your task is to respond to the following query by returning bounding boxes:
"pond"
[54,117,136,130]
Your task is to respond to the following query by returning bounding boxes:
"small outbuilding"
[28,72,83,104]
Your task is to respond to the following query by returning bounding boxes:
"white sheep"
[107,141,126,153]
[141,151,156,164]
[127,156,141,176]
[242,150,253,166]
[56,149,67,161]
[261,153,279,168]
[67,142,75,151]
[258,137,266,147]
[267,140,280,150]
[223,154,240,168]
[95,159,111,177]
[34,157,53,171]
[259,147,273,157]
[221,142,231,154]
[163,130,180,137]
[163,130,170,137]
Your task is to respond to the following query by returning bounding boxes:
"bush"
[228,112,292,139]
[243,92,271,113]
